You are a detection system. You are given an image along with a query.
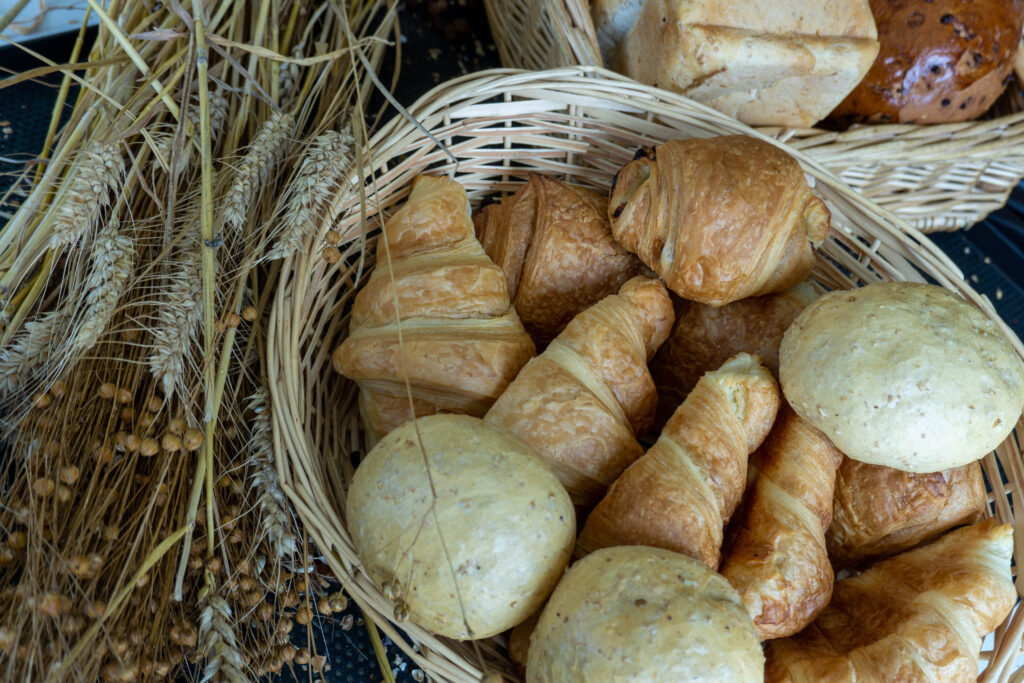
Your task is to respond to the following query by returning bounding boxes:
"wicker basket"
[269,68,1024,682]
[482,0,1024,233]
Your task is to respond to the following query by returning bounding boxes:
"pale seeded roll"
[780,282,1024,472]
[527,546,763,683]
[346,415,575,640]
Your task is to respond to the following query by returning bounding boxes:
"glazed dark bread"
[528,546,764,682]
[608,136,830,306]
[765,520,1016,682]
[720,404,843,640]
[473,174,645,347]
[484,276,674,507]
[651,282,817,427]
[575,353,780,567]
[780,282,1024,472]
[332,176,536,441]
[604,0,879,127]
[828,458,987,569]
[832,0,1024,124]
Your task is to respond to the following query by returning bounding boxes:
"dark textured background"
[2,1,1024,681]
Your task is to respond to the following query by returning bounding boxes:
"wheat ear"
[198,585,247,683]
[69,219,135,354]
[48,142,124,249]
[266,129,352,260]
[149,228,202,399]
[223,112,294,233]
[248,388,298,558]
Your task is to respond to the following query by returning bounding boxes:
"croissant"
[608,136,831,306]
[484,275,674,507]
[575,353,780,567]
[333,175,536,441]
[766,519,1016,682]
[719,404,843,640]
[651,282,817,427]
[474,174,646,346]
[827,458,987,569]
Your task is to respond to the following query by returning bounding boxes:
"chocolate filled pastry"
[473,174,645,347]
[608,136,830,306]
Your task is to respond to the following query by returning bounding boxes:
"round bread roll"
[526,546,763,683]
[831,0,1024,124]
[346,414,575,640]
[780,282,1024,472]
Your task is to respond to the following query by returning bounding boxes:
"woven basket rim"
[269,68,1024,682]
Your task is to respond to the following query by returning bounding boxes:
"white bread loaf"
[599,0,880,128]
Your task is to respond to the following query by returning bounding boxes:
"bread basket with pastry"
[483,0,1024,233]
[268,67,1024,681]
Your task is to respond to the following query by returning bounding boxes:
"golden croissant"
[484,275,674,507]
[575,353,780,566]
[766,519,1016,682]
[333,175,536,442]
[719,404,843,640]
[827,457,987,569]
[608,136,830,306]
[474,174,645,347]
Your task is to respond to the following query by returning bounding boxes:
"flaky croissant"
[827,457,987,569]
[484,276,674,507]
[719,404,843,640]
[608,136,830,306]
[333,175,536,442]
[473,174,645,346]
[651,282,817,427]
[575,353,780,567]
[766,519,1016,683]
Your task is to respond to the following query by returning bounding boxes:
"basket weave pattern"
[483,0,1024,233]
[269,69,1024,682]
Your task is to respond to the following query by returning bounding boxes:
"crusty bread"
[832,0,1024,125]
[780,282,1024,472]
[609,0,879,127]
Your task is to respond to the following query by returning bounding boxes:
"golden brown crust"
[484,276,674,507]
[575,353,780,567]
[719,405,843,640]
[831,0,1024,125]
[827,458,987,569]
[766,520,1016,683]
[333,176,536,441]
[474,175,645,347]
[651,283,816,427]
[608,136,830,306]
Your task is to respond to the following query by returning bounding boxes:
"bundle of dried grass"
[0,1,398,680]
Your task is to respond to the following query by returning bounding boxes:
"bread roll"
[608,0,879,127]
[346,415,575,640]
[473,174,645,347]
[832,0,1024,124]
[609,136,830,306]
[527,546,763,682]
[651,283,816,427]
[828,458,987,569]
[780,282,1024,472]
